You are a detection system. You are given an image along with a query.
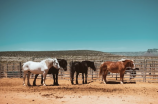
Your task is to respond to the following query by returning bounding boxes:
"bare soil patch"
[0,78,158,104]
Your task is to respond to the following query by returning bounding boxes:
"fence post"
[143,60,146,82]
[0,63,2,78]
[19,62,22,78]
[6,63,8,78]
[91,69,93,80]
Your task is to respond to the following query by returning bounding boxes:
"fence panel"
[1,59,158,82]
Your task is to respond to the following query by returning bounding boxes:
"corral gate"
[0,59,158,82]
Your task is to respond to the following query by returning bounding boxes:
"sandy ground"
[0,78,158,104]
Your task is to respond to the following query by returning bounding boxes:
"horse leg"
[53,73,55,85]
[42,73,47,86]
[33,74,39,86]
[103,70,108,84]
[23,72,27,86]
[82,73,85,84]
[70,71,75,84]
[120,72,125,84]
[85,73,88,84]
[27,71,31,86]
[76,72,79,84]
[41,75,43,85]
[56,72,59,85]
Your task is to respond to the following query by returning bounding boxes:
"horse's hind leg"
[52,73,55,85]
[23,72,27,86]
[76,72,79,84]
[33,74,39,86]
[41,75,43,85]
[70,71,75,84]
[82,73,84,84]
[27,71,31,86]
[103,70,108,84]
[56,72,59,85]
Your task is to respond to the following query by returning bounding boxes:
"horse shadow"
[101,81,136,84]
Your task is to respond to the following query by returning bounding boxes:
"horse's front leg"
[42,71,48,86]
[56,72,59,85]
[33,74,39,86]
[85,73,88,84]
[76,72,79,84]
[27,71,31,86]
[23,72,27,86]
[120,72,125,84]
[82,73,84,84]
[52,73,55,85]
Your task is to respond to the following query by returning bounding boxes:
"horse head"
[86,61,96,71]
[120,59,135,70]
[58,59,67,71]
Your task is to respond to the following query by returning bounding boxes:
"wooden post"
[19,62,22,78]
[13,63,14,78]
[116,73,117,80]
[7,63,8,78]
[143,60,146,82]
[91,69,93,80]
[0,63,2,78]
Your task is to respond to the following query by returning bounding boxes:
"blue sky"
[0,0,158,52]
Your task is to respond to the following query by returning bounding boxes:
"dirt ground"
[0,78,158,104]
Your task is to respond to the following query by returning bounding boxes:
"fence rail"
[0,59,158,82]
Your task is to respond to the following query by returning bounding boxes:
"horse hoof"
[43,84,46,86]
[103,81,107,84]
[120,82,124,84]
[23,84,26,86]
[33,84,36,86]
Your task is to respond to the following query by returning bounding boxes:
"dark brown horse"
[70,61,96,84]
[33,59,67,86]
[99,59,136,84]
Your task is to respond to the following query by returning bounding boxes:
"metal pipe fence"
[0,59,158,82]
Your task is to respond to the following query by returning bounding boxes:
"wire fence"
[0,59,158,82]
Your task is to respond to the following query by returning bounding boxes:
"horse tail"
[99,63,106,77]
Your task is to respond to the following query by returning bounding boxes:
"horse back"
[104,61,124,73]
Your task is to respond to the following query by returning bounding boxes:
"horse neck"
[123,61,131,68]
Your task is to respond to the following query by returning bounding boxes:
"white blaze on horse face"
[130,60,135,69]
[133,61,135,69]
[53,58,60,69]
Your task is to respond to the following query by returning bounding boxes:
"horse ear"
[122,60,126,62]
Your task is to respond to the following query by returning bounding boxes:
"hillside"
[0,50,119,57]
[110,52,146,56]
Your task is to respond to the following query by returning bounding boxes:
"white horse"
[22,58,60,86]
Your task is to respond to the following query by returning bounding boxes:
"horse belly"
[108,67,120,73]
[29,64,43,74]
[30,69,43,74]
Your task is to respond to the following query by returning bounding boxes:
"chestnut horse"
[99,59,135,84]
